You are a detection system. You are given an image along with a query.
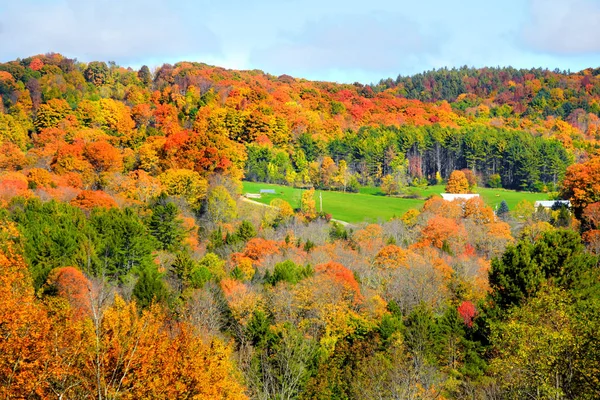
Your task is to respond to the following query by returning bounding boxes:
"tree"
[489,288,578,399]
[301,188,316,219]
[445,170,469,194]
[148,198,185,251]
[91,207,157,278]
[138,65,152,86]
[206,186,237,225]
[497,200,509,219]
[489,229,597,313]
[83,141,123,175]
[132,266,169,308]
[560,156,600,216]
[83,61,109,85]
[159,169,208,210]
[45,266,92,319]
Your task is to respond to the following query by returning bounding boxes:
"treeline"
[246,125,572,191]
[375,66,600,121]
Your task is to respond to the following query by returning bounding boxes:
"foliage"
[445,170,469,194]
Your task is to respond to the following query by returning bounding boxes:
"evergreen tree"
[132,266,169,308]
[148,197,185,251]
[497,200,509,219]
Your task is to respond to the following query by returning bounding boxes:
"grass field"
[242,182,549,224]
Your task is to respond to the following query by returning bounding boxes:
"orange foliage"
[353,224,385,253]
[26,168,55,189]
[463,197,495,224]
[582,229,600,255]
[374,244,408,269]
[242,238,280,262]
[445,170,469,194]
[29,58,44,71]
[422,196,463,218]
[420,215,467,253]
[0,142,28,170]
[70,190,117,210]
[83,140,123,173]
[0,172,30,204]
[561,156,600,212]
[315,261,361,299]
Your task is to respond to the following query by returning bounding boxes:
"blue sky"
[1,0,599,83]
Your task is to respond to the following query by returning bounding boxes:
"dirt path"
[240,197,352,227]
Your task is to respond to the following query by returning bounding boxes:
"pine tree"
[148,197,185,251]
[497,200,509,218]
[132,266,168,308]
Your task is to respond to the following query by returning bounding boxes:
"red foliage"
[29,58,44,71]
[46,267,92,319]
[457,301,477,328]
[70,190,117,210]
[315,261,361,298]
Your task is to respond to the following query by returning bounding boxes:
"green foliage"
[404,304,437,364]
[189,266,212,288]
[91,207,157,278]
[487,173,502,188]
[378,313,403,342]
[9,198,99,288]
[148,197,185,251]
[489,229,598,314]
[267,260,313,285]
[172,251,195,283]
[132,266,169,308]
[198,252,226,279]
[497,200,509,217]
[329,221,349,241]
[236,220,256,241]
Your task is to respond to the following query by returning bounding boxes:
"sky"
[0,0,599,83]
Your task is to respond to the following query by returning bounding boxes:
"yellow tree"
[301,188,317,219]
[445,170,469,194]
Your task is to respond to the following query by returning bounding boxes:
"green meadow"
[242,182,550,224]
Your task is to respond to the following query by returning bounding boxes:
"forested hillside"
[1,53,600,399]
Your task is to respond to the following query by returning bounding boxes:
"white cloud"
[0,0,221,63]
[522,0,600,54]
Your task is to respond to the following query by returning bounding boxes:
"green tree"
[91,207,157,279]
[132,266,169,308]
[137,65,152,86]
[148,197,185,251]
[497,200,509,219]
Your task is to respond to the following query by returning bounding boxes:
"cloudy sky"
[1,0,599,83]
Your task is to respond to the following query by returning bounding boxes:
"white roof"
[441,193,480,201]
[534,200,571,208]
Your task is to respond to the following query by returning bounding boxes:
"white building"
[534,200,571,209]
[441,193,480,201]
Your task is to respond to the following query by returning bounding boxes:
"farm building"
[534,200,571,209]
[441,193,480,201]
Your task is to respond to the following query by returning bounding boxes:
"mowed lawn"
[242,182,549,223]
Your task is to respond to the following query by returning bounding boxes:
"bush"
[487,173,502,188]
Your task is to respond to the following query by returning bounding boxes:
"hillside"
[1,54,600,399]
[0,53,592,197]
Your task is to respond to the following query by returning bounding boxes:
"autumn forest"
[1,53,600,399]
